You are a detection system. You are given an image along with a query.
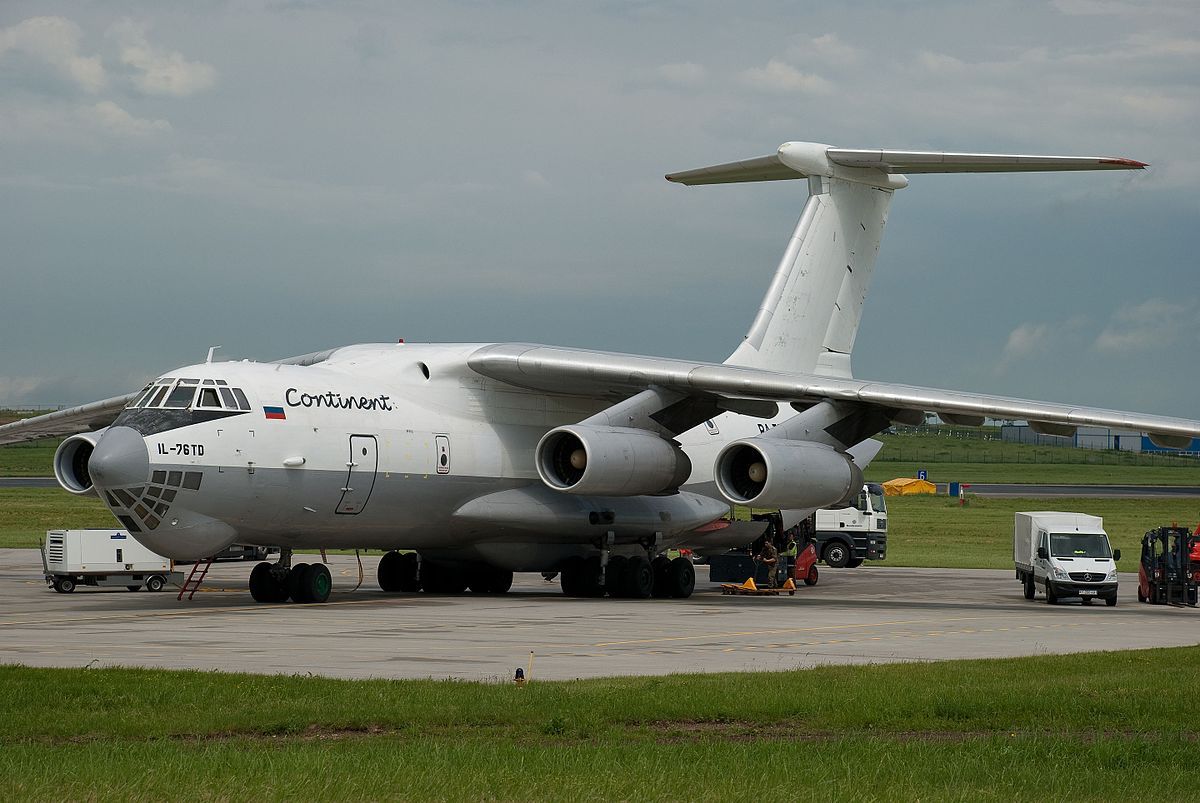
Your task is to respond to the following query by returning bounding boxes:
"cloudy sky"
[1,1,1197,418]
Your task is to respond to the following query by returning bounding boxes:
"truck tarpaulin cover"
[883,478,937,496]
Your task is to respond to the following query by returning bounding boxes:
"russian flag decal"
[264,406,286,420]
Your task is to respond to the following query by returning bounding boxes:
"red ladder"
[178,558,213,600]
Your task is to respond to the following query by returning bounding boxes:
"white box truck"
[42,529,182,593]
[1014,512,1120,606]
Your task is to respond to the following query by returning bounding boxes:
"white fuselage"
[91,342,792,566]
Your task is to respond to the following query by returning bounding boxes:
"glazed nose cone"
[89,426,149,489]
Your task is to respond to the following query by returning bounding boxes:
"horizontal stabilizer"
[666,142,1146,186]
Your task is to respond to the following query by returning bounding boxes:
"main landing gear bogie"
[567,553,694,600]
[375,551,513,596]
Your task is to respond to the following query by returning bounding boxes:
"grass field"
[1,647,1197,800]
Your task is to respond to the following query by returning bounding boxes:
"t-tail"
[667,142,1145,378]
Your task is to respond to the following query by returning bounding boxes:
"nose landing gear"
[248,549,332,604]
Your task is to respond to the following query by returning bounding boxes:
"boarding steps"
[177,558,214,600]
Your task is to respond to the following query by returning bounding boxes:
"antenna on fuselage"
[206,345,222,364]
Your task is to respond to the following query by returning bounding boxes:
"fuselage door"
[336,435,379,515]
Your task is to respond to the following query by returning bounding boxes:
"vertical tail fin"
[666,142,1145,378]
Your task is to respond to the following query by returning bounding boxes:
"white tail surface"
[667,142,1146,378]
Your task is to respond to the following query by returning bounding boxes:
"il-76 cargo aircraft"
[4,141,1198,604]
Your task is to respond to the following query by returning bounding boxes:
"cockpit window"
[163,379,200,409]
[126,384,154,409]
[128,376,250,411]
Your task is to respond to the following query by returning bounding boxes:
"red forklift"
[1137,526,1200,606]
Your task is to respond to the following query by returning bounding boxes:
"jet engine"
[53,428,107,496]
[714,438,862,509]
[536,425,692,496]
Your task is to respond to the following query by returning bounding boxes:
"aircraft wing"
[0,393,138,446]
[468,344,1200,447]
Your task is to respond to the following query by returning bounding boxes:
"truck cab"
[811,483,887,568]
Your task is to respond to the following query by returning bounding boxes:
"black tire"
[127,585,142,592]
[288,562,311,603]
[58,577,75,593]
[377,551,404,592]
[249,562,275,603]
[1106,596,1117,607]
[421,562,467,594]
[560,557,583,597]
[804,566,819,586]
[51,579,64,593]
[604,555,628,597]
[623,555,654,599]
[1081,598,1092,606]
[823,542,850,569]
[846,558,864,569]
[302,563,332,603]
[650,556,672,598]
[667,556,695,599]
[1045,580,1058,605]
[579,556,605,597]
[1137,587,1146,603]
[146,575,165,592]
[469,567,513,594]
[1023,575,1035,600]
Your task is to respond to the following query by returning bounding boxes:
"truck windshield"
[868,487,886,514]
[1050,533,1112,558]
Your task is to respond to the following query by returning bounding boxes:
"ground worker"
[756,538,780,588]
[781,534,798,583]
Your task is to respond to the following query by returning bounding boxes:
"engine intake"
[536,425,691,496]
[53,429,108,496]
[714,439,862,509]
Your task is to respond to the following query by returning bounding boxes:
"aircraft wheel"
[580,556,605,597]
[301,563,332,604]
[804,566,819,586]
[469,567,513,594]
[287,563,311,603]
[823,542,850,569]
[604,556,628,597]
[623,555,654,599]
[146,575,165,592]
[560,558,583,596]
[421,562,467,594]
[249,562,276,603]
[650,556,672,598]
[377,551,405,592]
[667,556,695,599]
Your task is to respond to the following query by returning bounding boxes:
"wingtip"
[1101,158,1148,169]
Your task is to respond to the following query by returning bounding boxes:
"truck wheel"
[126,585,141,592]
[804,566,819,586]
[1045,581,1057,605]
[823,542,850,569]
[58,577,75,593]
[1137,587,1146,603]
[146,575,165,592]
[847,558,864,569]
[1022,575,1035,600]
[1081,598,1092,606]
[1106,596,1117,607]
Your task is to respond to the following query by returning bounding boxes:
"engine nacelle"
[53,429,108,496]
[714,438,862,509]
[536,425,691,496]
